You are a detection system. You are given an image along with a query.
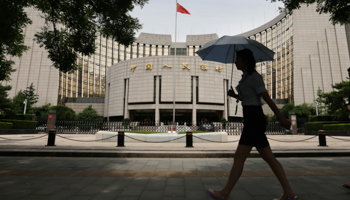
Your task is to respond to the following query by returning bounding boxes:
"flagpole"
[173,0,177,125]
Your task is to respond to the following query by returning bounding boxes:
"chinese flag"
[177,3,190,15]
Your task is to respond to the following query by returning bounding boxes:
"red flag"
[177,3,190,15]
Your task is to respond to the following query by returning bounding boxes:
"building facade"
[239,4,350,105]
[2,4,350,122]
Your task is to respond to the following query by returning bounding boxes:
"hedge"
[0,122,13,129]
[0,114,33,120]
[0,120,37,129]
[323,124,350,131]
[305,121,339,131]
[311,115,333,122]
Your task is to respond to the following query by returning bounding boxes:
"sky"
[130,0,285,42]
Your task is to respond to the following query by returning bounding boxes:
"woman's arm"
[228,87,243,101]
[260,91,291,129]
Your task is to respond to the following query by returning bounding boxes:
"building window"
[170,48,187,55]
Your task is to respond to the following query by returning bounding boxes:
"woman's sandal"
[205,188,227,200]
[343,183,350,189]
[273,193,299,200]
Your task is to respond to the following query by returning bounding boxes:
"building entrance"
[159,109,193,125]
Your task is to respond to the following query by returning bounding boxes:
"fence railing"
[35,120,290,135]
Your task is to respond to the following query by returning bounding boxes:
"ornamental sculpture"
[162,64,172,68]
[145,63,152,70]
[130,65,137,72]
[215,66,222,72]
[182,63,190,70]
[200,64,208,71]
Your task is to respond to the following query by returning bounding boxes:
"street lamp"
[23,99,27,114]
[314,101,319,116]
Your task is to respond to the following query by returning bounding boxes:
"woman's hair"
[236,49,256,75]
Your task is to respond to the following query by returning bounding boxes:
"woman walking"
[205,49,299,200]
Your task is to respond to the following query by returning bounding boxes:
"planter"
[0,129,38,135]
[305,130,350,136]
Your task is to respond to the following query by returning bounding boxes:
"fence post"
[117,131,125,147]
[186,131,193,147]
[318,130,327,146]
[46,129,56,146]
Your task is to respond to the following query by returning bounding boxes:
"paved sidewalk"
[0,156,350,200]
[0,134,349,157]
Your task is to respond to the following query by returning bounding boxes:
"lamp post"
[314,101,319,116]
[23,99,27,114]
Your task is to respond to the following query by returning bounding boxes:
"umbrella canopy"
[196,35,275,63]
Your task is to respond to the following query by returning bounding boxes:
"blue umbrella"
[196,35,275,87]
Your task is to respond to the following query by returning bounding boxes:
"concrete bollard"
[117,131,125,147]
[318,130,327,146]
[186,131,193,147]
[46,129,56,146]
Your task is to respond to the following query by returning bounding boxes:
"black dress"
[239,105,269,148]
[236,71,269,148]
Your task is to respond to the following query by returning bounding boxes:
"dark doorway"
[160,109,192,125]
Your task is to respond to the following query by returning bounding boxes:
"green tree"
[12,83,39,114]
[12,90,27,114]
[49,105,76,120]
[280,103,295,119]
[23,83,39,110]
[317,80,350,121]
[294,103,316,118]
[0,0,32,82]
[314,88,328,115]
[32,103,51,120]
[77,105,100,120]
[271,0,350,25]
[276,102,316,120]
[1,0,149,79]
[0,84,13,114]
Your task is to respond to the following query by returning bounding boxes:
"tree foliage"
[12,83,39,114]
[316,80,350,121]
[23,83,39,107]
[1,0,149,79]
[49,105,76,120]
[277,102,316,120]
[0,0,32,81]
[77,105,100,120]
[12,90,27,114]
[271,0,350,25]
[32,103,51,120]
[0,84,13,114]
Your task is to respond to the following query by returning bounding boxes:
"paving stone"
[119,185,145,196]
[0,157,349,200]
[139,190,163,200]
[163,185,185,197]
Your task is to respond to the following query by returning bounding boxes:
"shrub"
[323,124,350,130]
[305,121,339,131]
[311,115,334,122]
[0,122,12,129]
[0,120,37,129]
[0,114,33,120]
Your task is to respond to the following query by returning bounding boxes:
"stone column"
[124,79,129,119]
[155,76,160,122]
[192,77,197,125]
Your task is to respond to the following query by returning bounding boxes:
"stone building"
[2,4,350,123]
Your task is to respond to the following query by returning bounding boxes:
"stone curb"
[1,150,350,158]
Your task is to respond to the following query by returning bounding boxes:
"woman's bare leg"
[212,144,253,198]
[257,146,294,199]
